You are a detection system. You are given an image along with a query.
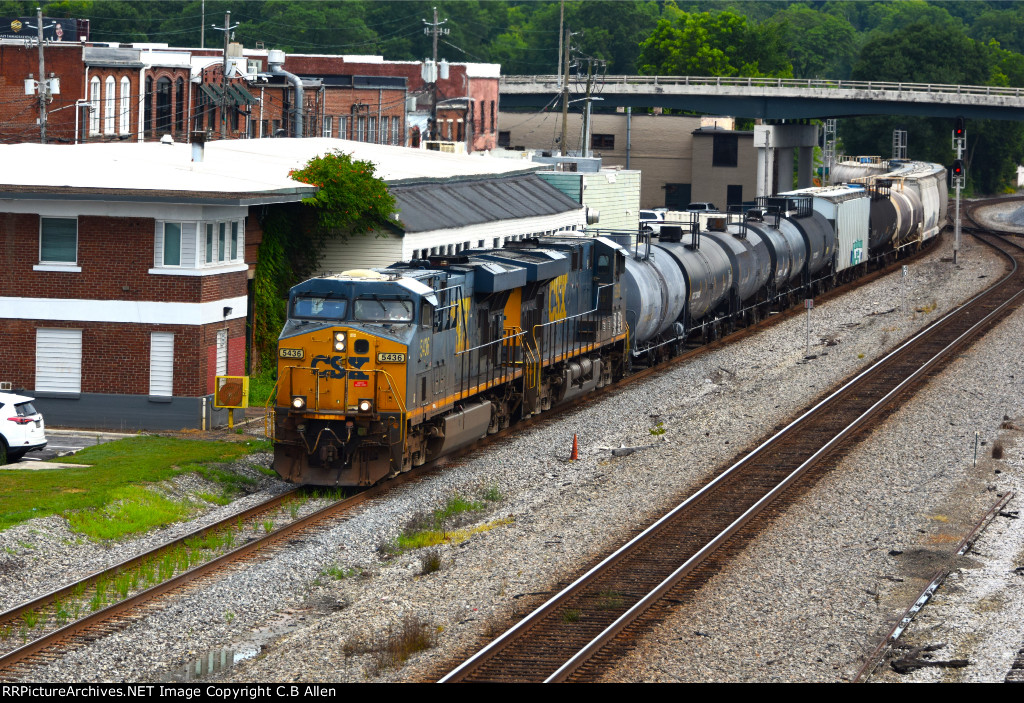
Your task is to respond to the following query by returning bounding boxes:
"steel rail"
[441,230,1024,683]
[0,486,302,632]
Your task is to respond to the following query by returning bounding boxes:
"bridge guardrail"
[500,74,1024,98]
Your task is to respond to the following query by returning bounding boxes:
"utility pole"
[422,7,448,141]
[557,0,564,77]
[582,59,593,158]
[201,0,205,48]
[36,7,46,144]
[211,11,239,139]
[952,118,966,265]
[560,27,570,156]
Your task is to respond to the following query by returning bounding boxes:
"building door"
[665,183,691,210]
[727,185,743,210]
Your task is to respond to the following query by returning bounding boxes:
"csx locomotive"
[271,158,947,486]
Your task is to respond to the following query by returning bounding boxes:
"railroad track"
[0,229,959,682]
[440,226,1024,683]
[0,468,432,681]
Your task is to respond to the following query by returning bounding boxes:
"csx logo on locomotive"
[310,355,370,379]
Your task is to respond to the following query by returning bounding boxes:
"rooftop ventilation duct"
[267,49,303,138]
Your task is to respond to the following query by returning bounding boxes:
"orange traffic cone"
[570,434,579,461]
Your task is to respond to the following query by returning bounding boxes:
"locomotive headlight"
[358,399,372,413]
[333,332,346,352]
[291,396,306,410]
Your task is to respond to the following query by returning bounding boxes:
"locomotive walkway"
[499,75,1024,121]
[440,228,1024,683]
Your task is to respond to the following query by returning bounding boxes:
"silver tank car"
[702,222,771,305]
[619,242,687,344]
[654,227,733,325]
[743,216,805,289]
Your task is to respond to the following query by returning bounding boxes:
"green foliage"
[638,9,792,78]
[289,150,398,238]
[842,19,1024,194]
[66,486,192,541]
[251,151,396,371]
[0,436,260,533]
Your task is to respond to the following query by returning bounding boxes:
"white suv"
[0,393,47,464]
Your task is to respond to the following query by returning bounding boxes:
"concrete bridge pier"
[754,124,819,197]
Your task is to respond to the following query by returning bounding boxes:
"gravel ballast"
[1,226,1020,683]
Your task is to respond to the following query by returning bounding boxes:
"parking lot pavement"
[12,430,132,464]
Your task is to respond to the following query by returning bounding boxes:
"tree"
[842,20,1024,194]
[638,9,792,78]
[765,4,859,79]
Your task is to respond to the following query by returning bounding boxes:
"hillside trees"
[842,20,1024,193]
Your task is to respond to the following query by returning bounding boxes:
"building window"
[490,101,495,133]
[231,222,239,260]
[205,223,214,263]
[368,116,377,143]
[218,223,226,262]
[155,77,172,134]
[144,76,153,136]
[175,78,185,134]
[391,117,400,145]
[104,76,115,135]
[40,217,77,264]
[119,77,131,135]
[36,328,82,393]
[339,116,348,140]
[498,131,510,148]
[150,332,174,396]
[381,116,389,144]
[591,133,615,150]
[89,77,101,135]
[216,329,228,376]
[322,116,333,138]
[163,223,182,266]
[356,116,366,141]
[712,134,738,168]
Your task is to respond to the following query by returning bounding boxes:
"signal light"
[952,160,964,177]
[954,117,965,138]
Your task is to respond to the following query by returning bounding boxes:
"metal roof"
[391,174,581,233]
[0,138,548,205]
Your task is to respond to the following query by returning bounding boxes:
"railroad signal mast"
[952,117,966,264]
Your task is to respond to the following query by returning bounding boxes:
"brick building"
[0,140,315,430]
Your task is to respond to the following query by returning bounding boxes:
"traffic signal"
[952,159,964,177]
[954,117,965,139]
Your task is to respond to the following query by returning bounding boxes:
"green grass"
[0,435,265,534]
[66,486,192,541]
[247,366,278,407]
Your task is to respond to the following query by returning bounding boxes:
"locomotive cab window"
[354,297,414,323]
[596,254,612,277]
[293,296,348,320]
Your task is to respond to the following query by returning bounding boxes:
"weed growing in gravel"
[197,491,231,506]
[289,502,300,519]
[20,609,40,629]
[323,564,361,580]
[89,581,108,612]
[649,421,666,436]
[263,520,274,534]
[0,625,11,640]
[419,549,442,575]
[53,599,70,626]
[114,572,132,599]
[481,484,503,502]
[596,590,623,610]
[561,609,582,623]
[369,615,436,673]
[255,466,278,477]
[224,611,235,624]
[66,487,192,541]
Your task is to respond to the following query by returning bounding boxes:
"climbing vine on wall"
[251,150,398,374]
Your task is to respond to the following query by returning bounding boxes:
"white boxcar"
[780,185,870,275]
